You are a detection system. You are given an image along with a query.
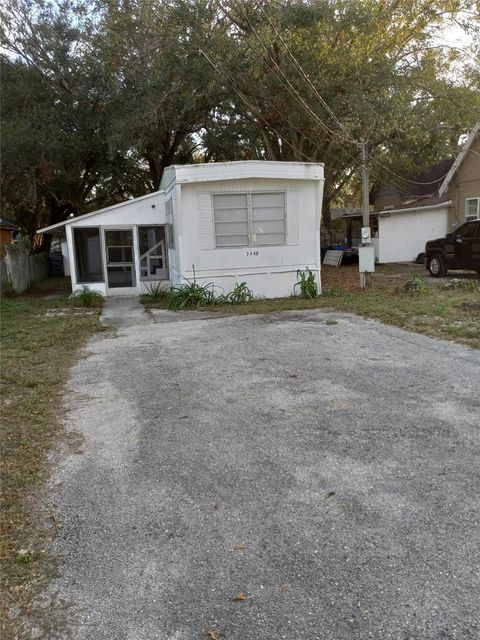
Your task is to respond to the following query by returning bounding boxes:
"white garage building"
[38,161,324,298]
[373,201,450,263]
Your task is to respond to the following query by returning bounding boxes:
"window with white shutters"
[212,192,286,248]
[213,193,249,247]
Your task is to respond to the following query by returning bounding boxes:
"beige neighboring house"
[438,121,480,228]
[338,122,480,263]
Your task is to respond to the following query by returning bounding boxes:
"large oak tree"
[1,0,479,246]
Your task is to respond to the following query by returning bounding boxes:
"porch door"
[104,229,136,289]
[138,226,168,280]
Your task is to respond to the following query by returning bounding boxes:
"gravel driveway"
[48,306,480,639]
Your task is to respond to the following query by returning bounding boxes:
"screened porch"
[71,224,169,293]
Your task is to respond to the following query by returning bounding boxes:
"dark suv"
[425,220,480,277]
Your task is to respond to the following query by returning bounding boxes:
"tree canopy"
[1,0,479,247]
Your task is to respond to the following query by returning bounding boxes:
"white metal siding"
[71,195,166,228]
[286,189,299,245]
[378,208,448,263]
[198,192,216,250]
[177,178,322,298]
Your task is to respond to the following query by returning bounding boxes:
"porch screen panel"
[213,194,249,247]
[73,227,103,282]
[252,192,286,246]
[138,226,167,280]
[105,230,133,263]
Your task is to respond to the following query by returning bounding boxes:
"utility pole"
[359,138,374,288]
[361,138,369,230]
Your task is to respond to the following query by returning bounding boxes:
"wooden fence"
[1,244,48,294]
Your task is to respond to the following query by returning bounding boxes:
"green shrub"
[221,282,254,304]
[404,275,428,295]
[142,282,170,302]
[294,268,318,298]
[168,269,255,310]
[168,270,217,310]
[69,286,105,308]
[443,278,480,291]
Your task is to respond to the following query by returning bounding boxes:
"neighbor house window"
[465,198,479,221]
[213,192,286,248]
[73,227,103,283]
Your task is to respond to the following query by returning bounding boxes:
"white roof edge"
[37,191,164,234]
[376,201,452,216]
[341,200,451,219]
[36,220,69,235]
[160,160,324,189]
[438,122,480,196]
[171,160,325,168]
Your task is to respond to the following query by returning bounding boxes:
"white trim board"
[377,201,451,216]
[438,121,480,196]
[160,161,324,188]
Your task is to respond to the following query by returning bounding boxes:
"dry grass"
[322,262,425,292]
[143,263,480,349]
[0,278,103,639]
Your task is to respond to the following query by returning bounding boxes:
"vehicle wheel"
[427,254,447,277]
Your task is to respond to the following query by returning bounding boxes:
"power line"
[208,3,367,180]
[367,151,451,187]
[243,0,457,188]
[254,0,357,143]
[200,49,318,162]
[225,0,356,146]
[156,0,320,162]
[214,1,361,168]
[221,50,361,170]
[161,0,456,190]
[158,0,362,175]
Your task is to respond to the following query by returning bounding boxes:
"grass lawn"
[0,278,103,639]
[142,264,480,350]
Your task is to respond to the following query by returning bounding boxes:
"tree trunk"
[146,155,163,191]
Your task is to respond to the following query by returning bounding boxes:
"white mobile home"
[38,161,324,298]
